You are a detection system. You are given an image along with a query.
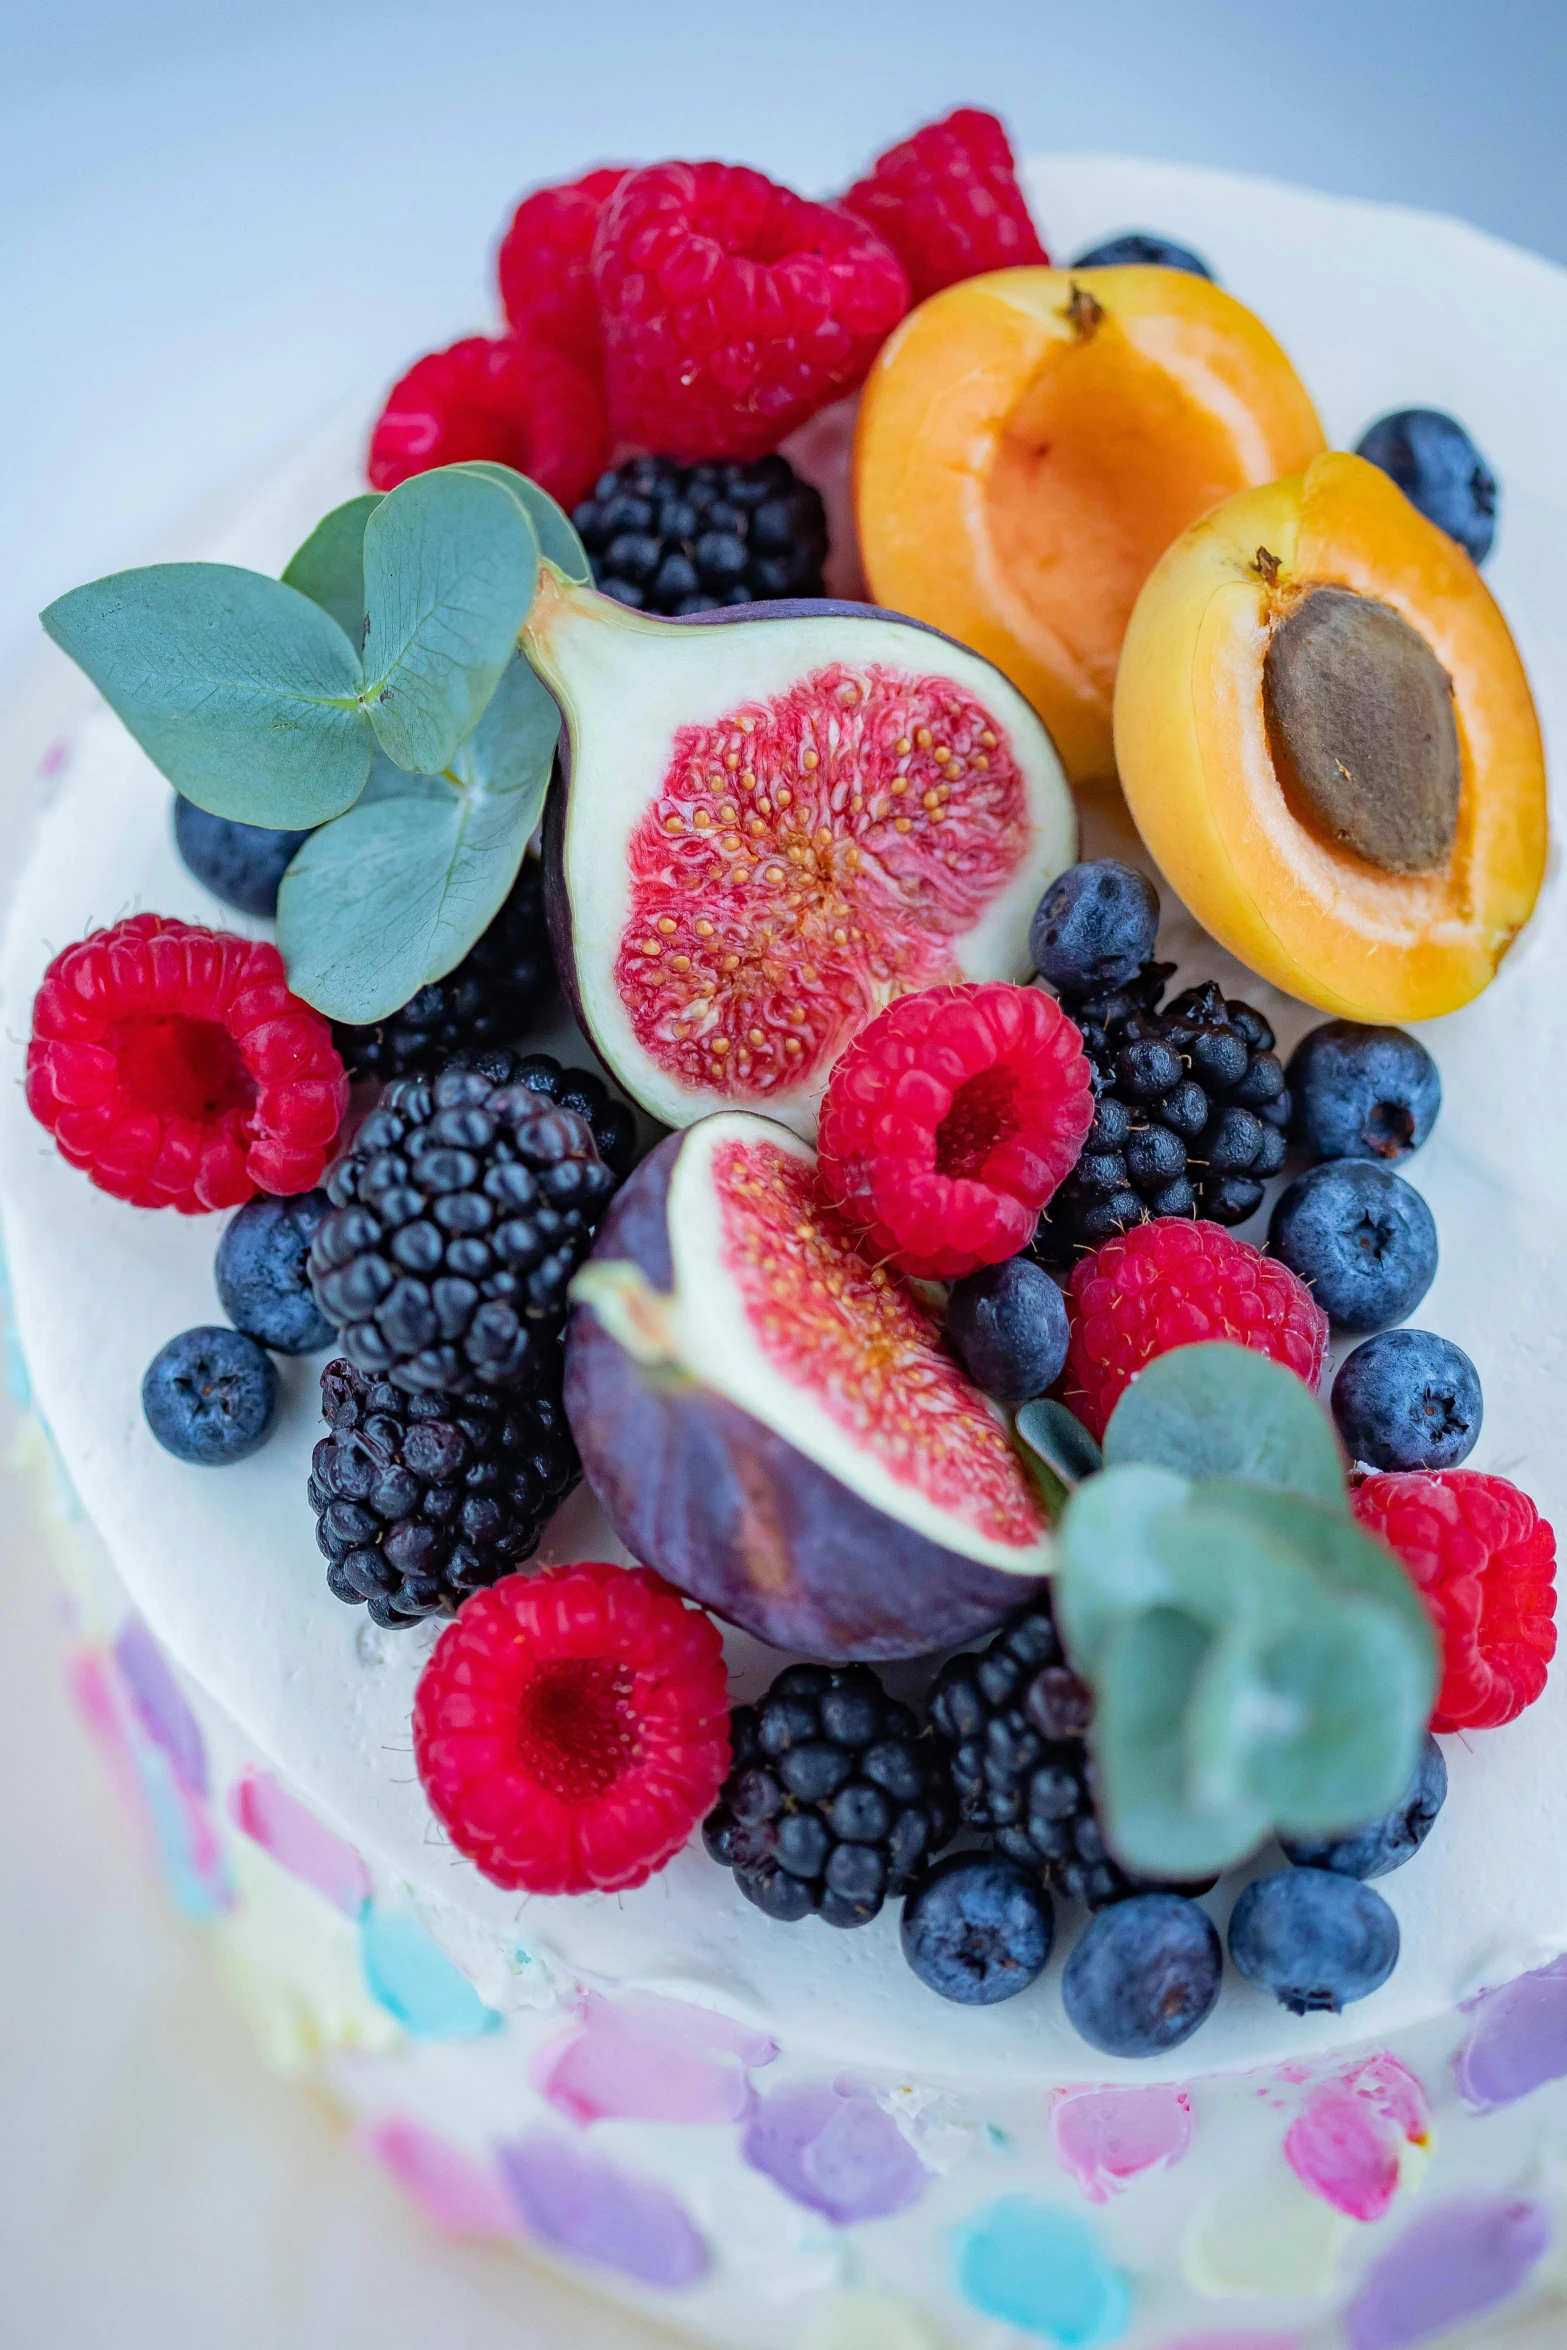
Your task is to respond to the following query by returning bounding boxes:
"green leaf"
[276,653,555,1026]
[360,467,540,773]
[1059,1468,1439,1878]
[1015,1399,1103,1494]
[1093,1607,1272,1879]
[41,563,372,827]
[1055,1462,1189,1674]
[281,493,381,646]
[453,462,592,583]
[1103,1341,1347,1511]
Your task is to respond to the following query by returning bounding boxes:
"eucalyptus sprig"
[41,462,590,1025]
[1030,1343,1437,1880]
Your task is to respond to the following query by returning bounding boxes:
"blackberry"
[309,1359,577,1628]
[573,455,829,615]
[308,1067,619,1396]
[928,1599,1214,1910]
[1037,966,1290,1257]
[440,1048,637,1178]
[703,1663,956,1929]
[334,864,556,1081]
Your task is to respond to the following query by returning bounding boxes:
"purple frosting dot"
[1345,2194,1549,2350]
[1456,1955,1567,2111]
[113,1619,207,1797]
[740,2076,928,2224]
[495,2131,708,2290]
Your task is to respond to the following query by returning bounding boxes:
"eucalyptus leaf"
[1092,1607,1272,1878]
[448,648,560,794]
[281,493,381,646]
[1252,1607,1429,1834]
[454,462,592,583]
[361,467,541,774]
[1055,1462,1189,1674]
[1016,1399,1103,1490]
[1103,1342,1347,1511]
[41,563,372,827]
[277,681,548,1026]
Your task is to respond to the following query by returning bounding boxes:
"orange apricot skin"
[1113,452,1548,1021]
[853,266,1325,788]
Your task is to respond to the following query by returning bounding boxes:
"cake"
[5,123,1567,2350]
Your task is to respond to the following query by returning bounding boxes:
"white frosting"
[5,157,1567,2105]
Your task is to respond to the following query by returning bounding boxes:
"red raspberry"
[26,914,346,1214]
[842,107,1048,306]
[816,982,1094,1281]
[413,1561,732,1895]
[497,165,627,370]
[1353,1472,1558,1732]
[1062,1219,1329,1441]
[367,333,608,510]
[591,161,909,462]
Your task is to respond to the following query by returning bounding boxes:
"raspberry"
[591,162,909,463]
[1062,1219,1329,1441]
[367,333,608,511]
[816,983,1093,1280]
[1352,1471,1557,1731]
[413,1561,732,1894]
[842,107,1047,306]
[26,914,346,1214]
[497,166,627,369]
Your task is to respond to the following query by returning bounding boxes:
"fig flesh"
[526,571,1076,1136]
[565,1109,1052,1661]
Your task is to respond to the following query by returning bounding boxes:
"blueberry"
[900,1852,1054,2005]
[1281,1734,1447,1880]
[1228,1868,1400,2013]
[1286,1020,1441,1164]
[945,1257,1070,1404]
[142,1325,279,1465]
[215,1190,336,1354]
[173,796,314,918]
[1070,232,1214,279]
[1030,859,1160,993]
[1355,408,1498,564]
[1332,1327,1482,1470]
[1268,1159,1437,1331]
[1059,1893,1222,2056]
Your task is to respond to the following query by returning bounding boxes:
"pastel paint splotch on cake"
[6,116,1567,2350]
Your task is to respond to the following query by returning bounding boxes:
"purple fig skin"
[538,592,1061,1089]
[564,1129,1049,1662]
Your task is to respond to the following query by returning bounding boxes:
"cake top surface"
[4,152,1567,2086]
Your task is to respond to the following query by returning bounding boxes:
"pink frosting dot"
[533,1990,777,2127]
[227,1767,371,1916]
[361,2118,515,2238]
[1284,2055,1431,2224]
[1050,2083,1193,2203]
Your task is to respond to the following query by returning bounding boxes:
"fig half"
[565,1109,1053,1661]
[526,571,1076,1135]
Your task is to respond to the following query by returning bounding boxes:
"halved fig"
[565,1110,1053,1660]
[526,570,1076,1136]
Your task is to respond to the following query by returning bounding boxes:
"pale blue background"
[3,0,1565,693]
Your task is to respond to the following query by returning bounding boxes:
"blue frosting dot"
[359,1905,500,2040]
[953,2196,1132,2345]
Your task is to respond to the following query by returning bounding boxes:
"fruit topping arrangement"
[29,105,1558,2051]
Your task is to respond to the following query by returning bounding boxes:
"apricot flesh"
[854,266,1326,787]
[1113,451,1548,1022]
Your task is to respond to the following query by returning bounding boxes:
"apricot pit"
[1114,452,1547,1022]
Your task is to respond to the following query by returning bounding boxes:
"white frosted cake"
[5,144,1567,2350]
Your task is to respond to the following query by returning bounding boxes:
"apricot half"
[854,266,1325,786]
[1113,451,1547,1021]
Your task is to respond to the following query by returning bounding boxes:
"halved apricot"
[1113,451,1547,1021]
[853,266,1326,786]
